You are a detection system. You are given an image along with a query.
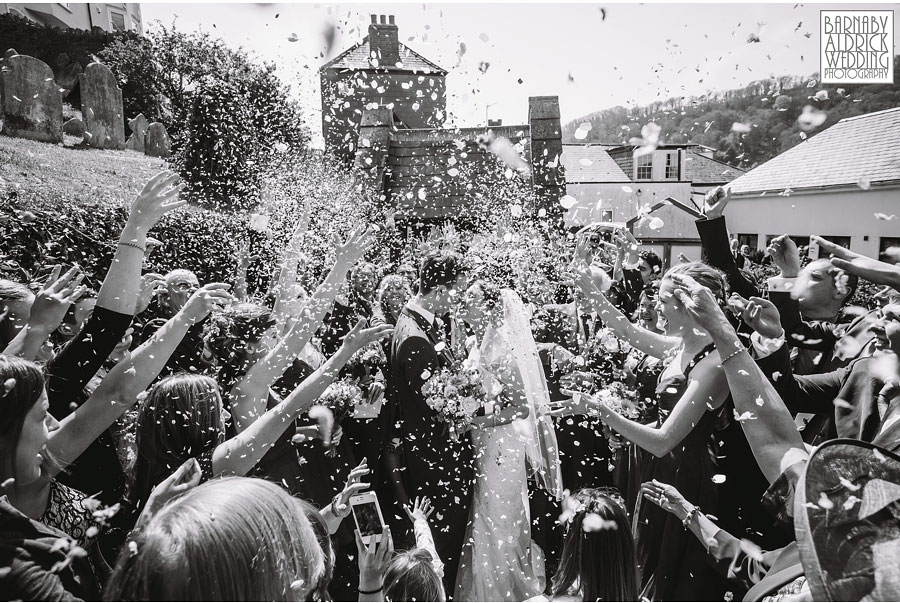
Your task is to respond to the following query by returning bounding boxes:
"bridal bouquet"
[421,360,487,441]
[594,381,644,453]
[316,378,364,456]
[345,340,387,374]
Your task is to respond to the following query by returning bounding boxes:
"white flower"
[460,396,479,415]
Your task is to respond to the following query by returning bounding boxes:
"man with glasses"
[135,268,208,376]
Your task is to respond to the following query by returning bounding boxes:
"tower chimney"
[368,14,400,66]
[528,96,567,226]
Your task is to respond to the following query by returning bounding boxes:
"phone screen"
[352,501,381,537]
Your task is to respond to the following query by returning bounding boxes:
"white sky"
[141,1,900,147]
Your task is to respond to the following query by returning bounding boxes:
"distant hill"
[562,56,900,170]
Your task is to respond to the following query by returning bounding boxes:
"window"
[600,209,613,222]
[131,16,141,32]
[636,154,653,180]
[108,9,126,32]
[880,237,900,259]
[820,235,851,249]
[665,152,679,180]
[737,234,759,249]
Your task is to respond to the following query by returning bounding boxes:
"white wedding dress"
[454,312,560,602]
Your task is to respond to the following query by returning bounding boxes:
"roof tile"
[728,107,900,195]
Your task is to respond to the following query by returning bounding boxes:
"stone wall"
[321,68,446,164]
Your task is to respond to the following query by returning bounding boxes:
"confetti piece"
[797,105,827,131]
[712,474,726,484]
[287,33,299,42]
[560,195,577,209]
[874,213,897,221]
[818,492,834,509]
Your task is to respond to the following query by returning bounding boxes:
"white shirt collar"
[406,300,435,326]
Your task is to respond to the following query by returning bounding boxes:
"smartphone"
[350,491,386,546]
[807,239,820,261]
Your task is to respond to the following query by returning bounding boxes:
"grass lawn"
[0,133,168,208]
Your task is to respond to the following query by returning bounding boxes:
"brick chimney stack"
[369,14,400,66]
[528,96,567,225]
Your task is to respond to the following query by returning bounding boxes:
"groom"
[389,250,473,594]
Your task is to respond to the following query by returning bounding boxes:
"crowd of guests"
[1,170,898,601]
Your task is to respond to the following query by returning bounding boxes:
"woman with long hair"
[0,281,228,600]
[129,315,389,514]
[541,488,638,602]
[556,259,733,600]
[105,477,326,601]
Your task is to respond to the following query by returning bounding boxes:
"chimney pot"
[380,15,386,24]
[370,14,377,24]
[389,15,395,25]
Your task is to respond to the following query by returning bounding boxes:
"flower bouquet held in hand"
[421,360,487,442]
[316,378,364,456]
[345,340,387,375]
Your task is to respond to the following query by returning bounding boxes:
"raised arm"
[228,225,374,433]
[695,187,760,300]
[575,268,680,358]
[100,170,186,315]
[211,321,391,477]
[46,283,232,473]
[270,208,312,329]
[813,235,900,291]
[670,273,808,484]
[46,172,185,409]
[567,353,728,458]
[2,266,85,360]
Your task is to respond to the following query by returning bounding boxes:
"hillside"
[563,56,900,170]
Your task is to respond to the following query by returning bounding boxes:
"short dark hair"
[419,251,465,295]
[639,250,663,275]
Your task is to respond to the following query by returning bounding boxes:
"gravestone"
[125,113,148,152]
[1,50,63,143]
[0,49,13,115]
[145,122,171,158]
[79,62,125,150]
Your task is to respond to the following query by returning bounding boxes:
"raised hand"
[127,170,186,231]
[331,459,371,518]
[640,479,693,520]
[28,265,87,332]
[613,228,640,265]
[703,186,731,220]
[813,235,900,290]
[742,296,784,339]
[767,234,801,278]
[179,283,233,325]
[550,389,600,418]
[135,272,165,315]
[334,224,375,268]
[342,319,393,354]
[356,526,393,594]
[138,458,202,527]
[404,496,435,523]
[669,273,729,334]
[559,370,596,393]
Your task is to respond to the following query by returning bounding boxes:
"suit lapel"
[402,308,456,366]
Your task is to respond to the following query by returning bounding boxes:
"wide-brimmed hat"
[795,439,900,601]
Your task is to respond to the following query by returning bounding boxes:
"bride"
[453,279,563,602]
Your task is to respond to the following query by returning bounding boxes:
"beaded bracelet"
[719,345,746,366]
[119,240,147,253]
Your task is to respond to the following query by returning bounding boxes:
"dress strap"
[684,342,717,378]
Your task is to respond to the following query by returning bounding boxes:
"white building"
[725,107,900,259]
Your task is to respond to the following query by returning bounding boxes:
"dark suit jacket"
[696,216,759,301]
[758,343,886,443]
[389,307,473,589]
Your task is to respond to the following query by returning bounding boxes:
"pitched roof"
[561,144,630,183]
[728,107,900,196]
[320,37,447,74]
[684,150,745,184]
